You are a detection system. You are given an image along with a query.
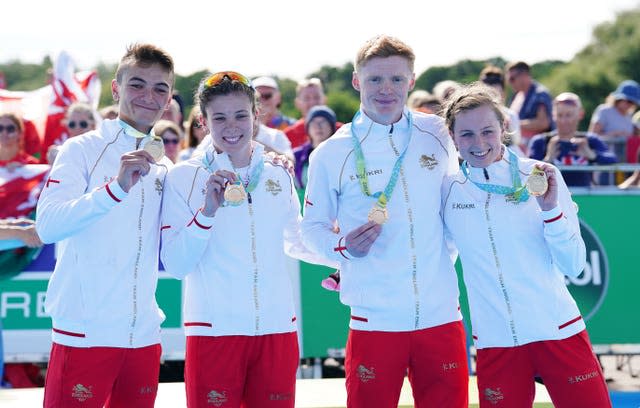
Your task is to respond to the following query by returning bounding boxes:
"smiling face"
[452,104,504,168]
[204,91,255,165]
[112,63,173,133]
[352,55,415,125]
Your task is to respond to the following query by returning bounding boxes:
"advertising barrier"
[1,187,638,361]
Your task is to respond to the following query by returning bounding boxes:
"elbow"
[160,254,189,280]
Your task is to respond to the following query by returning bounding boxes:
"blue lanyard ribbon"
[350,110,413,209]
[118,119,154,139]
[461,148,529,202]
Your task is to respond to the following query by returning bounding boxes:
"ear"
[352,71,360,92]
[409,73,416,91]
[111,79,119,102]
[448,130,458,149]
[163,94,173,111]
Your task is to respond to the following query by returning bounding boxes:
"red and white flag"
[0,164,50,219]
[0,50,101,162]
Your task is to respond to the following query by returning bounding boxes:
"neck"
[557,131,574,139]
[0,145,19,161]
[119,117,152,135]
[229,143,253,168]
[362,108,402,126]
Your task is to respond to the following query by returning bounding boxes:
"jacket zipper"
[388,125,420,329]
[483,188,518,346]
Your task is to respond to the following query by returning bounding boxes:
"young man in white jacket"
[441,83,611,407]
[160,71,337,408]
[36,44,175,408]
[301,35,469,407]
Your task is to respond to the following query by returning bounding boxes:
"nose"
[223,125,242,137]
[380,79,394,93]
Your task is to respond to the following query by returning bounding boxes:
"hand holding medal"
[223,180,247,206]
[202,170,236,217]
[530,163,559,211]
[526,166,548,196]
[143,136,165,162]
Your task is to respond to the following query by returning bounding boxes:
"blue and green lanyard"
[461,148,529,203]
[350,110,413,211]
[202,148,264,205]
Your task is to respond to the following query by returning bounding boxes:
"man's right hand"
[344,221,382,258]
[116,150,155,193]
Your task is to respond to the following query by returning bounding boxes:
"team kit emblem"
[71,384,94,402]
[419,154,438,170]
[265,179,282,195]
[207,390,228,406]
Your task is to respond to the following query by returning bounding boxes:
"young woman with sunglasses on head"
[160,71,337,408]
[441,83,611,408]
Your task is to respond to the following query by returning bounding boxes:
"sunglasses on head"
[68,120,90,130]
[203,71,252,89]
[0,124,17,134]
[163,138,180,145]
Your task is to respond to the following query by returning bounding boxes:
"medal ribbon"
[202,147,265,203]
[350,110,413,209]
[461,147,529,202]
[118,119,156,139]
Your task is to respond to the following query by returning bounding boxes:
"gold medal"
[143,137,165,162]
[224,182,247,206]
[368,205,389,225]
[526,167,548,196]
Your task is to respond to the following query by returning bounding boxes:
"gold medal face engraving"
[526,168,548,196]
[368,205,389,225]
[224,183,247,206]
[143,138,165,162]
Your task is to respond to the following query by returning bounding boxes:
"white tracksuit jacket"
[36,119,172,348]
[441,149,587,349]
[160,143,337,337]
[301,108,463,332]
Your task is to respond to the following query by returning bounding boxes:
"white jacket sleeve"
[542,166,586,278]
[300,148,348,263]
[440,177,459,265]
[36,139,127,244]
[160,167,213,280]
[282,173,340,268]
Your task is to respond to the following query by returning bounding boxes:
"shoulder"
[310,124,353,159]
[284,119,305,135]
[167,157,203,181]
[413,112,448,137]
[412,112,455,154]
[516,154,548,174]
[529,132,551,145]
[533,81,551,95]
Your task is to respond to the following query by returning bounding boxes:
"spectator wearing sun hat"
[588,80,640,160]
[252,75,296,131]
[292,105,339,189]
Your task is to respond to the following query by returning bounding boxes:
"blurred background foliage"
[2,7,639,130]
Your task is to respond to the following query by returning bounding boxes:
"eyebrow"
[128,76,170,89]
